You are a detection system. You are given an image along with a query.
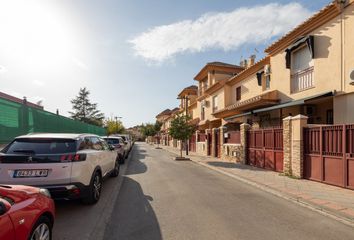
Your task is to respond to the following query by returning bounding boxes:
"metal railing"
[291,66,314,93]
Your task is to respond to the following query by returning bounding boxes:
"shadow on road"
[125,144,148,175]
[206,161,267,172]
[103,176,162,240]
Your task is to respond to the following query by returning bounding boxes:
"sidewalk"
[161,145,354,227]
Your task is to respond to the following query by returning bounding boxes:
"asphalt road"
[54,142,354,240]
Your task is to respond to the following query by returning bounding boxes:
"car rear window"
[104,138,120,145]
[3,138,77,155]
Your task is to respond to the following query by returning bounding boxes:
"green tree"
[168,114,195,158]
[69,87,105,126]
[105,118,125,135]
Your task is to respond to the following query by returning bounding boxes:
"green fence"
[0,98,106,143]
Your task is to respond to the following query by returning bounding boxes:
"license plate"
[14,169,49,178]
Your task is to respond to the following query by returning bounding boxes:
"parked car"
[116,134,133,151]
[102,136,127,164]
[0,133,119,204]
[0,184,55,240]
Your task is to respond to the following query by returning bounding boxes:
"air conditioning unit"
[264,64,271,75]
[349,69,354,85]
[201,100,208,107]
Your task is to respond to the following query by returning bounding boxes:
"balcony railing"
[291,66,314,93]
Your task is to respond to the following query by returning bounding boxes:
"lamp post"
[114,116,122,134]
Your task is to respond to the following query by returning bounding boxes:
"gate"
[207,133,212,156]
[215,129,220,157]
[189,134,196,152]
[247,128,283,172]
[304,125,354,190]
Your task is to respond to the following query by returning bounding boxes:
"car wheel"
[82,171,102,205]
[28,215,52,240]
[118,154,125,164]
[125,152,128,159]
[111,160,120,177]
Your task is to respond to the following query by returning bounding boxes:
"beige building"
[194,62,244,131]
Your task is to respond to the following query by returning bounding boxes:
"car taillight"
[60,154,86,162]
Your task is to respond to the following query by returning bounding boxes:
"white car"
[115,134,133,151]
[0,133,119,204]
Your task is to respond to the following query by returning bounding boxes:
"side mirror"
[0,200,11,215]
[109,145,115,151]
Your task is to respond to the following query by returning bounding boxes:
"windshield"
[3,138,77,155]
[104,138,120,145]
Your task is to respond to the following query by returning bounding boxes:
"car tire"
[81,171,102,205]
[28,215,52,240]
[111,160,120,177]
[118,154,125,164]
[125,152,128,159]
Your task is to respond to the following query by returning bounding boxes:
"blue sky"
[0,0,330,127]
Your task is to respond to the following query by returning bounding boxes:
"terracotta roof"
[156,109,171,118]
[265,1,341,54]
[226,56,270,86]
[178,85,198,97]
[206,62,242,68]
[0,91,44,110]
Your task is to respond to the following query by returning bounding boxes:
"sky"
[0,0,330,127]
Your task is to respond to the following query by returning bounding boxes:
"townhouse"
[156,0,354,190]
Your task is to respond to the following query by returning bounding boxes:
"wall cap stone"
[283,116,293,121]
[292,114,309,120]
[223,143,241,146]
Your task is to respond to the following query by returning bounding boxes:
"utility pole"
[114,116,122,134]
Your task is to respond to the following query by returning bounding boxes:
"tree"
[69,87,105,126]
[140,121,162,143]
[105,118,125,135]
[168,114,195,158]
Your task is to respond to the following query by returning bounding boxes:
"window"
[265,75,271,90]
[99,138,109,150]
[291,45,314,93]
[326,109,333,124]
[291,45,312,73]
[212,95,218,112]
[90,137,103,151]
[236,87,241,101]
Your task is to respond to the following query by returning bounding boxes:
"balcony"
[291,66,314,93]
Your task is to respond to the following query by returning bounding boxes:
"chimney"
[243,59,248,68]
[248,55,256,67]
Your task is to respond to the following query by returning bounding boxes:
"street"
[54,142,354,240]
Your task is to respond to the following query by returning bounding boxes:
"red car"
[0,185,55,240]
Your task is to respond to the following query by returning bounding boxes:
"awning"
[224,112,252,121]
[253,91,333,114]
[285,35,315,69]
[224,91,333,121]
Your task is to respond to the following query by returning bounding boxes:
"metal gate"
[247,128,283,172]
[215,129,220,157]
[304,125,354,189]
[207,133,212,156]
[189,134,196,152]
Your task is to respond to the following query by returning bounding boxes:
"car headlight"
[39,188,51,198]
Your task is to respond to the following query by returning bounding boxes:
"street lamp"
[114,116,122,134]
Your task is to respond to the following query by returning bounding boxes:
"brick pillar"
[240,123,251,164]
[219,126,226,158]
[206,129,211,156]
[291,114,308,178]
[211,128,217,157]
[282,116,292,176]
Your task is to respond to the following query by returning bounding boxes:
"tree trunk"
[180,141,183,158]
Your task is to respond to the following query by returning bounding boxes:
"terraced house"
[157,0,354,190]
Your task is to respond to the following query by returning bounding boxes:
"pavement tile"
[340,208,354,217]
[307,198,330,205]
[323,202,347,211]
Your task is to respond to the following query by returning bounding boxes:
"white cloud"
[0,65,7,73]
[72,57,89,71]
[129,3,312,63]
[33,80,45,87]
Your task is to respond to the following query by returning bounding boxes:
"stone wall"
[221,144,243,162]
[196,142,207,156]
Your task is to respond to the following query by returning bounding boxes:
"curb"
[191,159,354,228]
